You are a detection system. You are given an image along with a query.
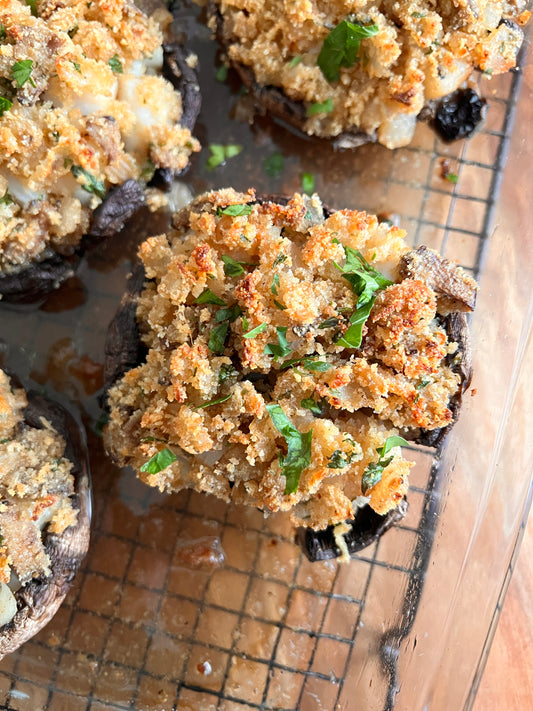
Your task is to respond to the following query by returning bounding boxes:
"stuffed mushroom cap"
[0,369,90,658]
[208,0,528,148]
[104,189,476,538]
[0,0,201,300]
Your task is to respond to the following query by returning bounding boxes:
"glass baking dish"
[0,5,531,710]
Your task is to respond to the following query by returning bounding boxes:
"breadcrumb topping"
[211,0,528,147]
[0,370,77,586]
[0,0,200,274]
[105,191,473,531]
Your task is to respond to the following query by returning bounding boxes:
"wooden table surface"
[473,510,533,710]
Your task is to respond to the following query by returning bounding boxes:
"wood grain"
[473,512,533,710]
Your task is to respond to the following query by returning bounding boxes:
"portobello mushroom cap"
[0,24,201,304]
[104,194,474,561]
[0,388,91,658]
[206,2,523,148]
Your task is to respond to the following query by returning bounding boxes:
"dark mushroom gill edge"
[103,196,473,561]
[0,391,91,659]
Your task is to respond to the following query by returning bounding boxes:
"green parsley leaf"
[25,0,38,16]
[289,56,302,67]
[220,255,243,277]
[317,20,379,82]
[0,24,6,40]
[11,59,36,88]
[208,322,229,354]
[416,378,431,391]
[318,317,339,329]
[273,300,287,310]
[71,165,106,199]
[68,25,79,38]
[0,97,12,117]
[411,12,426,18]
[266,403,313,494]
[194,288,226,306]
[445,172,459,184]
[241,314,249,331]
[361,435,408,493]
[263,152,284,178]
[218,204,253,217]
[207,144,242,170]
[195,393,232,409]
[218,363,238,383]
[215,64,228,82]
[108,54,123,73]
[264,326,292,360]
[327,449,357,469]
[140,447,177,474]
[273,253,288,267]
[301,397,324,417]
[0,191,13,206]
[243,323,267,339]
[306,98,334,116]
[215,304,242,322]
[271,273,280,295]
[71,61,81,73]
[280,357,332,372]
[334,246,392,349]
[302,172,315,195]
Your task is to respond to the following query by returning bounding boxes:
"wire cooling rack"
[0,15,527,711]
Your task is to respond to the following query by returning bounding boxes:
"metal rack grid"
[0,29,527,711]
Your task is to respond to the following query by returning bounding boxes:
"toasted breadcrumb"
[210,0,528,147]
[105,190,475,530]
[0,0,200,275]
[0,370,77,586]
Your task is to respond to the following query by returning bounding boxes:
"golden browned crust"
[209,0,528,147]
[105,190,476,530]
[0,0,200,275]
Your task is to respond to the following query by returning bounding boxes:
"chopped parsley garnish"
[317,20,379,83]
[266,403,313,494]
[281,357,332,372]
[140,447,177,474]
[108,54,123,73]
[263,152,284,178]
[273,300,286,310]
[271,273,280,295]
[318,317,339,329]
[334,246,392,349]
[0,97,12,116]
[194,288,226,306]
[306,98,334,116]
[445,172,459,184]
[361,435,408,494]
[11,59,36,88]
[411,12,426,18]
[195,393,232,409]
[218,363,238,383]
[215,64,228,82]
[215,304,242,322]
[0,24,6,40]
[217,204,253,217]
[273,253,288,267]
[25,0,38,16]
[68,25,79,38]
[208,322,229,354]
[264,326,292,360]
[242,323,268,339]
[289,56,302,67]
[207,144,242,170]
[301,397,325,417]
[0,191,13,206]
[71,61,81,73]
[302,172,315,195]
[71,165,106,199]
[221,253,257,276]
[414,377,431,403]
